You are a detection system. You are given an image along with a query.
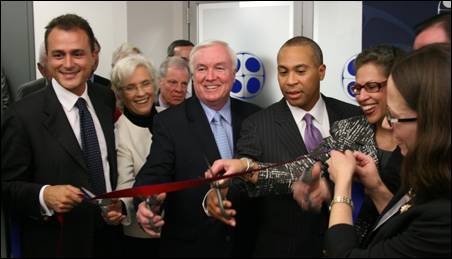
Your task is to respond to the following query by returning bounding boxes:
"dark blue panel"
[362,1,440,51]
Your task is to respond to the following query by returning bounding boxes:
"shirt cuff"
[39,185,54,216]
[202,189,214,216]
[120,198,132,226]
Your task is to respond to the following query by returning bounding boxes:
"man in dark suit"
[91,38,111,88]
[413,13,450,50]
[133,40,260,257]
[16,42,50,101]
[167,39,195,98]
[16,38,110,102]
[205,36,361,257]
[1,14,122,257]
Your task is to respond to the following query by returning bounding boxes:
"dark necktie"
[303,113,323,153]
[75,97,106,195]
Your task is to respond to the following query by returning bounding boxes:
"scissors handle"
[146,196,164,233]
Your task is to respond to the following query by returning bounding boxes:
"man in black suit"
[133,40,260,257]
[16,38,110,102]
[413,13,450,50]
[91,38,111,88]
[167,39,195,98]
[205,36,361,257]
[1,14,122,257]
[16,42,50,100]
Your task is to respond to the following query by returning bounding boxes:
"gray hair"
[111,42,142,68]
[111,54,157,109]
[159,56,190,79]
[38,42,47,65]
[189,40,237,72]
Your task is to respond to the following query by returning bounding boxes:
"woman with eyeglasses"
[325,43,450,257]
[204,45,406,242]
[108,54,161,256]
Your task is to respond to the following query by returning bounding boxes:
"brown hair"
[391,43,451,200]
[45,14,96,53]
[355,45,406,77]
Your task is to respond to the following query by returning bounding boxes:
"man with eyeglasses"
[156,56,190,111]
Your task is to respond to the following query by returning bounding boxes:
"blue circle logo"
[231,52,265,99]
[438,1,451,14]
[341,55,358,101]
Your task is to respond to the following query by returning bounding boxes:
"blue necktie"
[303,113,323,153]
[75,98,106,195]
[211,112,233,159]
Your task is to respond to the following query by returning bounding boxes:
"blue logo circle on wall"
[231,52,265,99]
[438,1,451,14]
[341,55,358,101]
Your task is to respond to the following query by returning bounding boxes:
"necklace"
[400,188,415,213]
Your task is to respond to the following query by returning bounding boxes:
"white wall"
[33,1,128,79]
[127,1,184,70]
[314,1,362,105]
[196,1,297,107]
[33,1,185,80]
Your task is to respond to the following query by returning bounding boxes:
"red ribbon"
[92,151,328,201]
[93,170,248,200]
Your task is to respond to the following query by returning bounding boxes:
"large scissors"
[81,187,113,217]
[145,195,164,233]
[204,157,231,220]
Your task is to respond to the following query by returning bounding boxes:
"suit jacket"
[1,81,119,257]
[93,74,111,89]
[15,74,110,102]
[235,96,361,257]
[133,96,260,257]
[325,190,451,257]
[1,69,11,115]
[16,78,47,101]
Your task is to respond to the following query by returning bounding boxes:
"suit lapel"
[324,94,342,125]
[274,99,307,157]
[42,87,87,171]
[186,97,221,165]
[363,189,407,245]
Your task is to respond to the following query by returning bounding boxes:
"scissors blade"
[204,156,231,220]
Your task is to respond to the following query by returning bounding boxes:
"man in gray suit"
[205,36,361,257]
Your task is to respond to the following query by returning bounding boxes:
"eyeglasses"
[121,80,153,94]
[351,80,387,95]
[385,109,417,127]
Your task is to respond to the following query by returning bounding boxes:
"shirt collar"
[200,98,232,125]
[158,94,170,109]
[52,78,91,112]
[286,95,326,124]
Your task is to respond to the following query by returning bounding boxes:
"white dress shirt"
[286,95,331,141]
